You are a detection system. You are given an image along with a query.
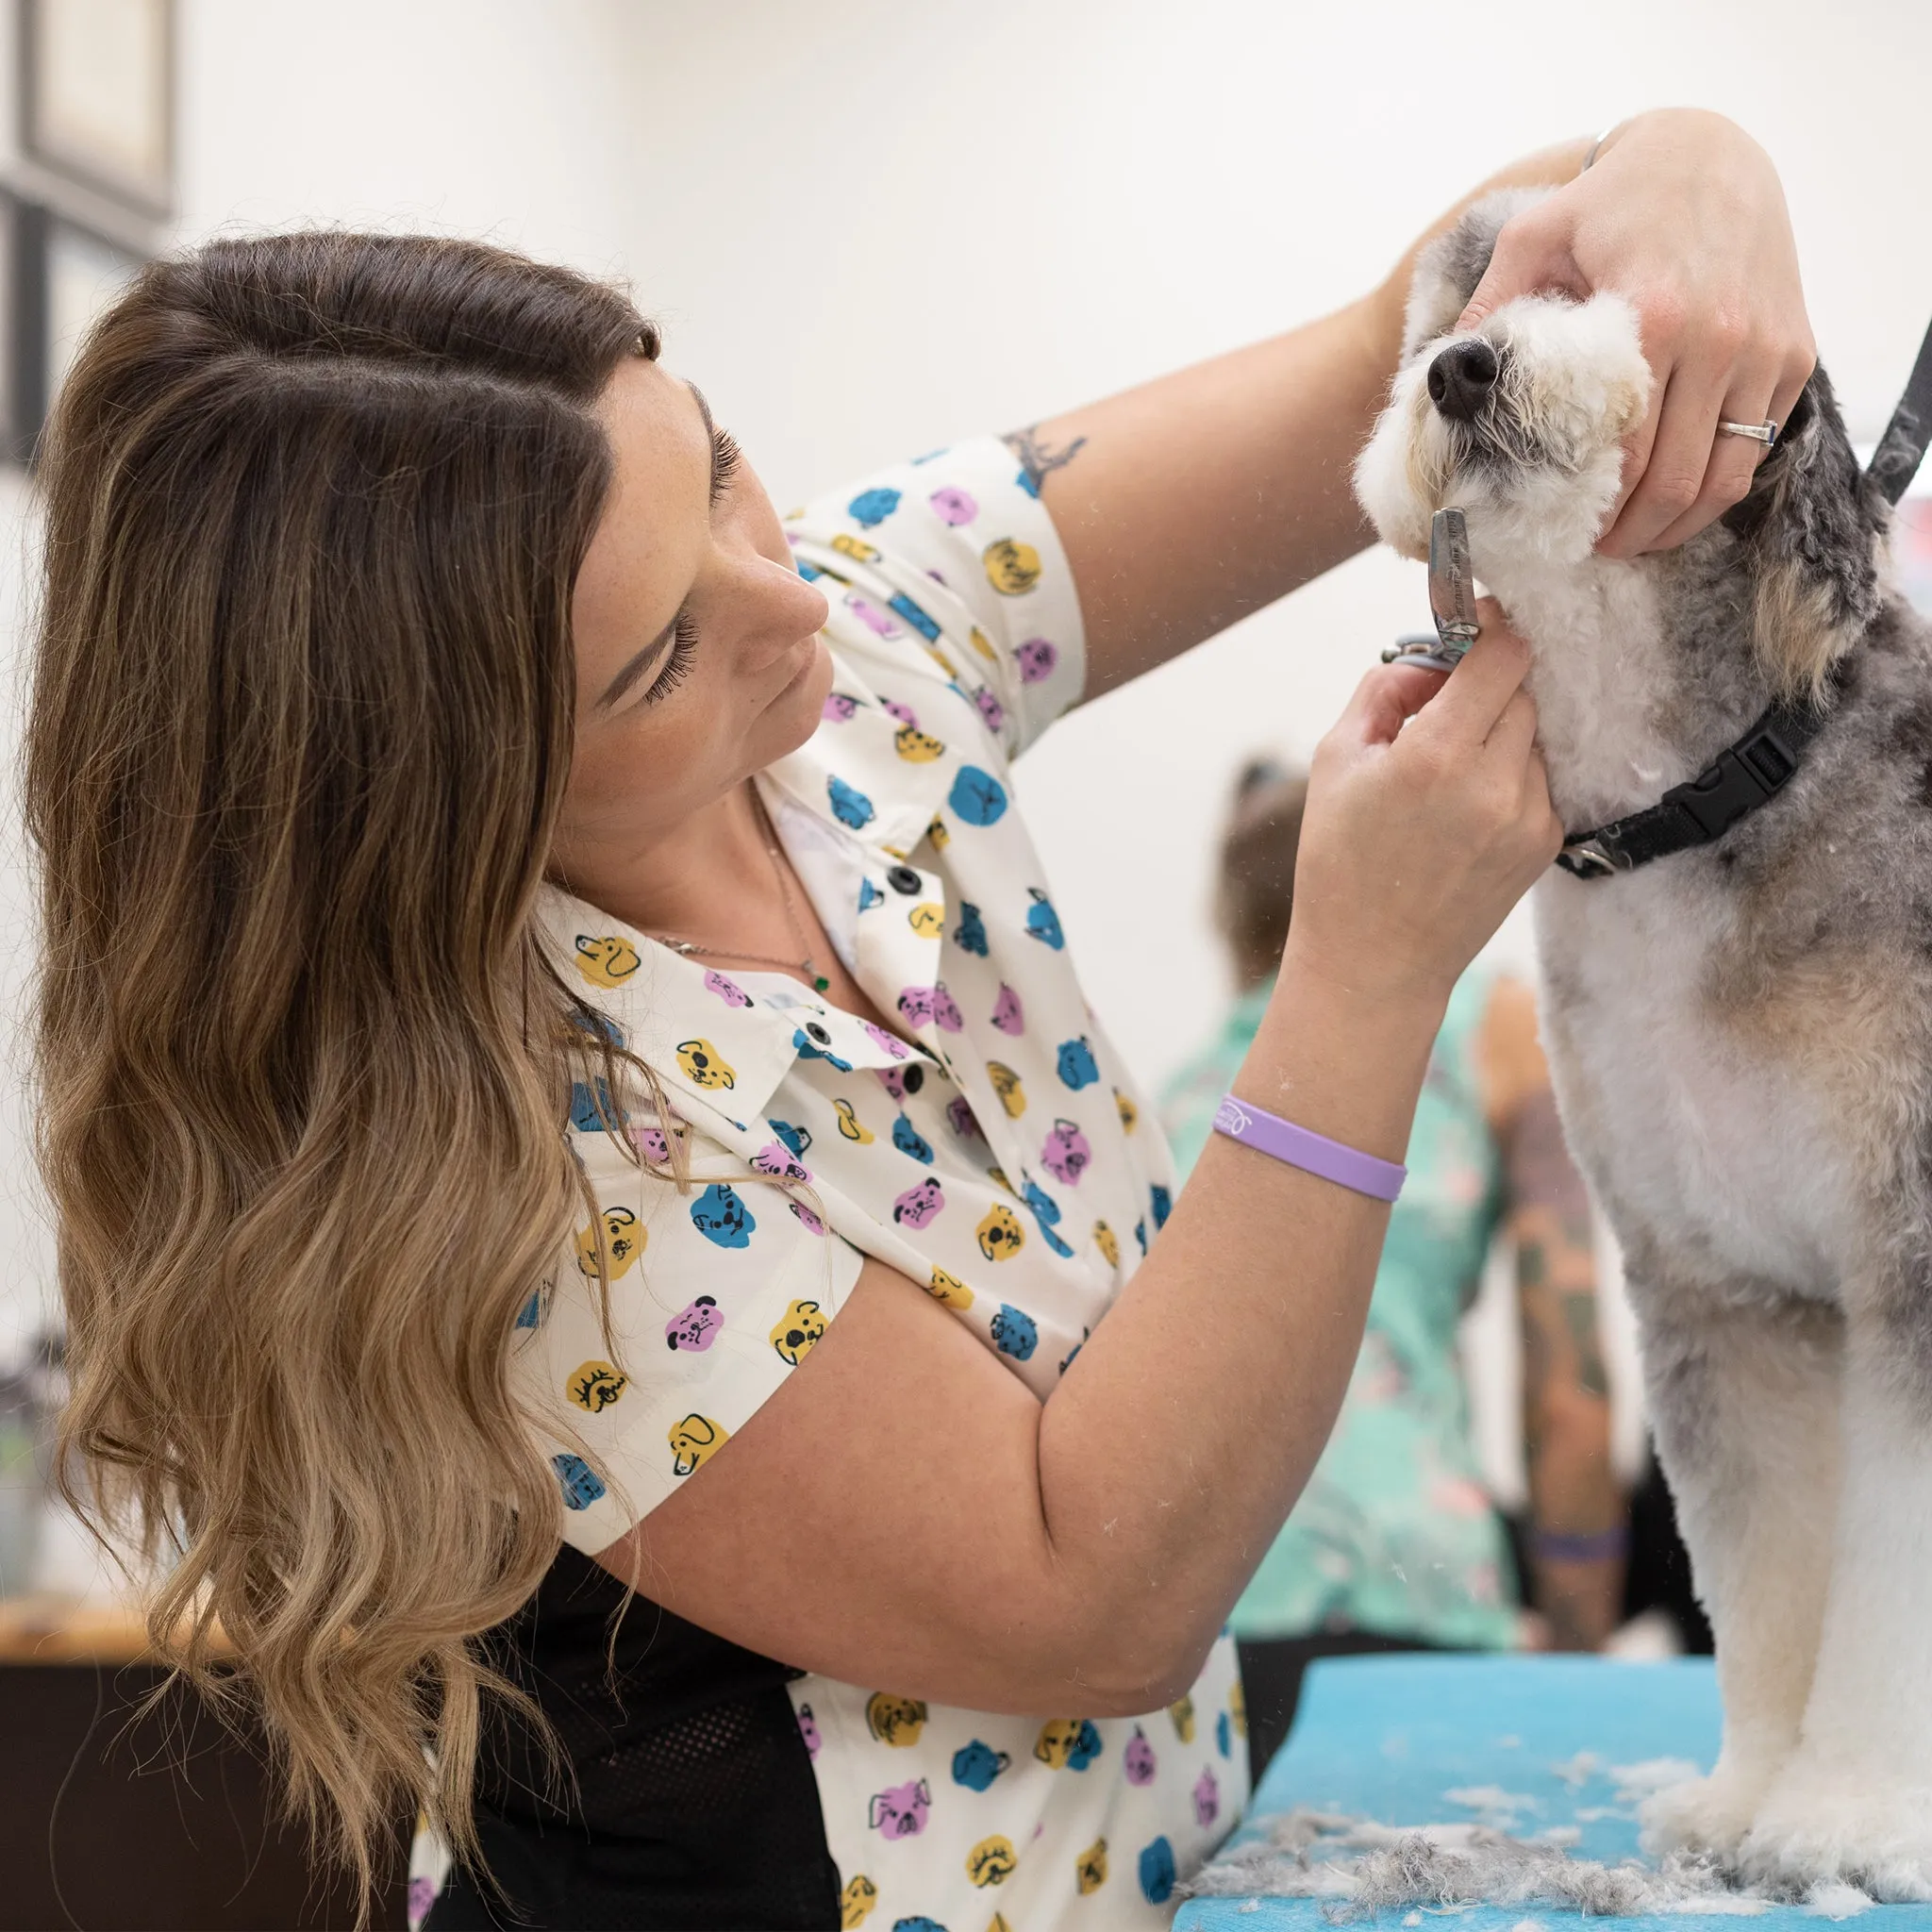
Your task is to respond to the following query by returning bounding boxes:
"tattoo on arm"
[1002,424,1089,495]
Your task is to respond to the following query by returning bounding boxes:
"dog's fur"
[1357,190,1932,1901]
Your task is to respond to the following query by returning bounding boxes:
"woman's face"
[551,356,831,891]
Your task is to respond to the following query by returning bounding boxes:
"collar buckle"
[1557,837,1625,878]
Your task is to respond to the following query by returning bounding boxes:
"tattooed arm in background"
[1476,977,1626,1652]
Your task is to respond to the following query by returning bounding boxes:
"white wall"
[6,0,1931,1391]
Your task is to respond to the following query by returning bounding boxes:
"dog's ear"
[1720,364,1887,699]
[1403,188,1555,361]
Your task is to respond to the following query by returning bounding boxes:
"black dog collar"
[1556,688,1836,877]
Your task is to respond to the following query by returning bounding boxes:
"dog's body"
[1358,192,1932,1899]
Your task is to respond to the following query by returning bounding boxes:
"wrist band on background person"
[1532,1525,1630,1563]
[1211,1095,1407,1202]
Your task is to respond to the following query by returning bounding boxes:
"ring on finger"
[1717,419,1778,447]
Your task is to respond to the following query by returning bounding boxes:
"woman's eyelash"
[710,427,741,506]
[643,608,698,706]
[641,429,737,708]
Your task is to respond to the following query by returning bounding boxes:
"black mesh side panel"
[425,1544,840,1931]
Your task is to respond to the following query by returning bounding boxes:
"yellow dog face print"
[982,537,1042,596]
[770,1298,827,1366]
[675,1038,736,1090]
[575,1206,642,1281]
[573,934,640,988]
[668,1412,728,1477]
[566,1359,628,1413]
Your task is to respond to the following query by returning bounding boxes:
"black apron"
[424,1544,840,1930]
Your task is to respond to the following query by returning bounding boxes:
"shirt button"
[901,1064,925,1094]
[888,865,922,895]
[805,1021,832,1045]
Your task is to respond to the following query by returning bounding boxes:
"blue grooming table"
[1177,1655,1932,1931]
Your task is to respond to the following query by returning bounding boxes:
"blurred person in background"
[1163,761,1627,1787]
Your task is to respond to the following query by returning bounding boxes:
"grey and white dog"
[1357,190,1932,1900]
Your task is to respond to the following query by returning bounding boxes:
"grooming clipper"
[1381,507,1480,672]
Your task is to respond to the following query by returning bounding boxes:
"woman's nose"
[1427,340,1499,422]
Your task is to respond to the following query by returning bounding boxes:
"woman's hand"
[1287,606,1563,1007]
[1456,108,1816,558]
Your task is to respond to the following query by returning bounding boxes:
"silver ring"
[1718,419,1778,447]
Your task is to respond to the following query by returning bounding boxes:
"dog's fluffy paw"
[1740,1768,1932,1902]
[1639,1765,1768,1860]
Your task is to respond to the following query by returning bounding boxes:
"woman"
[27,113,1810,1931]
[1164,764,1624,1783]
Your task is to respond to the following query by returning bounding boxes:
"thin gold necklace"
[646,791,832,994]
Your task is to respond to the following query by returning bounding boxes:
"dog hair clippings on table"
[1211,1095,1407,1202]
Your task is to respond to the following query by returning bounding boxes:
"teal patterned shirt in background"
[1162,966,1522,1651]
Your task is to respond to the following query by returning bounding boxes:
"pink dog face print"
[897,984,964,1032]
[1124,1725,1157,1786]
[1015,638,1058,684]
[974,687,1007,735]
[947,1096,984,1141]
[752,1140,811,1185]
[893,1177,945,1229]
[1041,1117,1092,1187]
[665,1295,723,1352]
[823,691,859,723]
[797,1704,822,1758]
[991,983,1024,1035]
[863,1021,910,1061]
[631,1124,673,1166]
[704,969,752,1008]
[844,592,900,638]
[1193,1766,1220,1827]
[880,697,918,728]
[868,1777,931,1839]
[929,485,977,525]
[788,1199,826,1236]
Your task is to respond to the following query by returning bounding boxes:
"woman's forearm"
[1033,947,1445,1703]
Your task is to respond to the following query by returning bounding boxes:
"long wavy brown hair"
[24,231,655,1912]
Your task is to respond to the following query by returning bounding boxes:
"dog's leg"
[1743,1291,1932,1900]
[1634,1288,1842,1860]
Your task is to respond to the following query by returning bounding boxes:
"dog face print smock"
[431,440,1247,1932]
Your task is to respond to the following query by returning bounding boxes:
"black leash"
[1557,315,1932,880]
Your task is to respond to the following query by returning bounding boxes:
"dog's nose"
[1427,340,1499,422]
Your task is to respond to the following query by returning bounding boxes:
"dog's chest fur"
[1484,541,1932,1304]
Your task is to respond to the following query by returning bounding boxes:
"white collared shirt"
[412,438,1245,1932]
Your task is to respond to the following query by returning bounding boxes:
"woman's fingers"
[1408,604,1532,745]
[1337,658,1450,747]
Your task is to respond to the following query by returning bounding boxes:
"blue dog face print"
[991,1303,1039,1361]
[891,1114,936,1164]
[948,764,1008,827]
[1057,1036,1100,1090]
[1021,1178,1074,1258]
[1024,887,1064,949]
[952,1740,1011,1791]
[793,1027,854,1073]
[551,1452,607,1511]
[827,774,875,830]
[1150,1184,1173,1229]
[690,1182,755,1249]
[1139,1835,1178,1905]
[845,485,901,528]
[888,590,941,641]
[953,901,990,957]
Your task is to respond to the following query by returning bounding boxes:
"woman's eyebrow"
[594,383,718,712]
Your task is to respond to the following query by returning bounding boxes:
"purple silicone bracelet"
[1211,1094,1407,1202]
